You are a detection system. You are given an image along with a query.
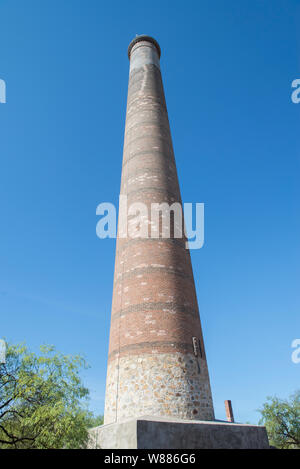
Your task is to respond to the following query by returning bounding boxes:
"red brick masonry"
[104,36,215,424]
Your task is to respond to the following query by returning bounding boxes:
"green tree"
[259,391,300,449]
[0,342,101,449]
[87,414,104,428]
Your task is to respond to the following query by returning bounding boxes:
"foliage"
[259,391,300,449]
[0,342,101,449]
[86,414,104,428]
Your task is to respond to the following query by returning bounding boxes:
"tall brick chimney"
[104,35,215,424]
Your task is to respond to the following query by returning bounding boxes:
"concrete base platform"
[88,415,269,449]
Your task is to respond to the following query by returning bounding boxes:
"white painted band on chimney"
[129,41,160,72]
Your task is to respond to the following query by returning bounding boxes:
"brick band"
[112,301,198,320]
[108,340,194,361]
[116,237,186,254]
[125,120,170,136]
[125,186,180,200]
[124,134,173,153]
[113,265,193,285]
[123,149,174,166]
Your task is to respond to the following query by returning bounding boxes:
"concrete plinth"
[88,415,269,449]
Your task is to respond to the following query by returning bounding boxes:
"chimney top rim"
[128,35,161,59]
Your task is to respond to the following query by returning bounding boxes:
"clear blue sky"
[0,0,299,423]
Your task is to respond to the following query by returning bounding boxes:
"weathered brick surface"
[104,36,214,424]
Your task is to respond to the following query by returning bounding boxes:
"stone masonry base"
[104,352,214,424]
[88,415,269,449]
